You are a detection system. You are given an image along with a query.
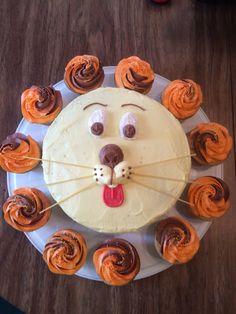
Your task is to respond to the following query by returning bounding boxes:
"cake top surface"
[43,87,191,233]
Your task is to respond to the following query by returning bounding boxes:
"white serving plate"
[7,66,223,281]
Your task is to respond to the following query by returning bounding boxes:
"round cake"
[43,87,191,232]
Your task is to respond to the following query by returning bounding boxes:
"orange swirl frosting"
[3,188,51,231]
[188,122,233,165]
[64,55,104,94]
[93,238,140,286]
[155,217,200,264]
[0,133,41,173]
[115,56,154,94]
[188,176,230,219]
[162,79,203,119]
[21,86,62,124]
[43,229,87,275]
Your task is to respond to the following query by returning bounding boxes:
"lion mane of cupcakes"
[162,79,203,119]
[115,56,154,94]
[187,122,233,165]
[93,238,140,286]
[64,55,104,94]
[188,176,230,219]
[0,132,41,173]
[2,187,51,231]
[21,85,63,124]
[155,216,200,264]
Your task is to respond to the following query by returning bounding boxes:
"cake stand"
[7,67,223,280]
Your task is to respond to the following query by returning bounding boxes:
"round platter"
[7,66,223,281]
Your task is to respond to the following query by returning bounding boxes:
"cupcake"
[162,79,203,119]
[64,55,104,94]
[155,216,200,264]
[21,85,62,124]
[188,122,233,165]
[43,229,87,275]
[3,188,51,231]
[115,56,154,94]
[0,133,41,172]
[93,238,140,286]
[188,176,230,219]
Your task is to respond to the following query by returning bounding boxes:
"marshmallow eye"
[120,112,137,139]
[88,110,106,136]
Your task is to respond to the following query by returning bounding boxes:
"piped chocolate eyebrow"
[121,103,146,111]
[83,103,108,111]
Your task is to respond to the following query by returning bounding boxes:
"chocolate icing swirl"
[2,188,51,231]
[155,217,200,264]
[99,144,124,169]
[0,133,29,150]
[93,238,140,286]
[21,86,62,124]
[162,79,203,119]
[64,55,104,94]
[43,229,87,275]
[0,133,41,173]
[188,176,230,219]
[115,56,154,94]
[188,123,233,165]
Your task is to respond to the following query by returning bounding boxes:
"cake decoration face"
[88,105,140,206]
[43,87,191,233]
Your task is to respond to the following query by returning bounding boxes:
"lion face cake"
[43,87,191,233]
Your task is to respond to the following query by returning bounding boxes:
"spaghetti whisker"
[23,156,93,169]
[39,182,96,214]
[33,175,93,189]
[133,154,195,169]
[132,173,203,185]
[130,178,192,206]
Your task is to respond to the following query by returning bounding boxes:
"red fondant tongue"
[103,184,124,207]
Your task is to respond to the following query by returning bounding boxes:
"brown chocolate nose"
[99,144,124,169]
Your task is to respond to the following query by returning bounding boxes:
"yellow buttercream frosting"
[43,87,190,232]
